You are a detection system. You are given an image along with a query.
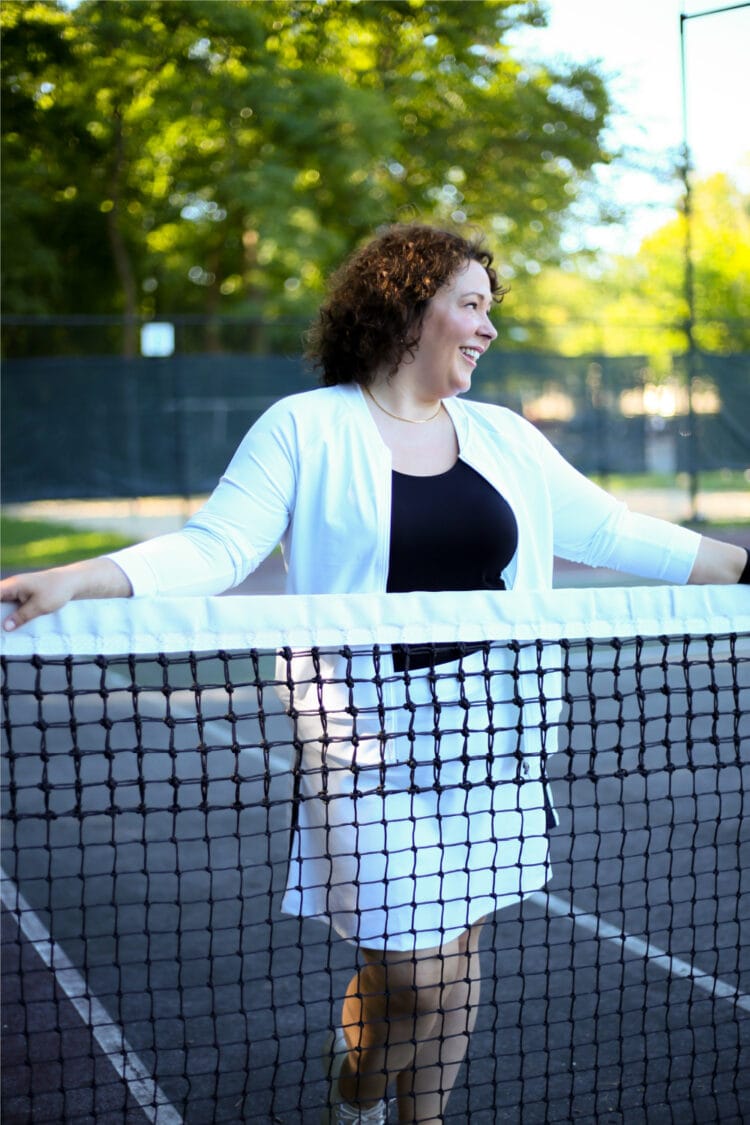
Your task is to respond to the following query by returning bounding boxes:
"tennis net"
[2,585,749,1124]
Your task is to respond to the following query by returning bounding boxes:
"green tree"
[1,2,113,316]
[2,0,616,354]
[619,173,750,356]
[502,173,750,361]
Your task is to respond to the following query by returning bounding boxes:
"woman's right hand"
[0,558,132,632]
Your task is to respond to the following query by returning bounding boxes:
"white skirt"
[279,645,555,951]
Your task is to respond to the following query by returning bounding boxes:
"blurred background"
[1,0,748,578]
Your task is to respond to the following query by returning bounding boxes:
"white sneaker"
[321,1027,389,1124]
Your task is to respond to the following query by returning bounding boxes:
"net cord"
[1,584,747,657]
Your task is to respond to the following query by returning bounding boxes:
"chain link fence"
[3,344,748,503]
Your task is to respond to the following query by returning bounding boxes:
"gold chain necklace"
[365,386,442,424]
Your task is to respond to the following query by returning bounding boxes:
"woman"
[2,224,747,1125]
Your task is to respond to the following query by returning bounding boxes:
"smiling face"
[399,258,498,401]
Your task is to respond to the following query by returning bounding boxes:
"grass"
[1,516,135,571]
[590,469,749,492]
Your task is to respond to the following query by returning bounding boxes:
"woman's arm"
[688,537,747,585]
[523,417,748,587]
[1,557,133,632]
[1,397,302,633]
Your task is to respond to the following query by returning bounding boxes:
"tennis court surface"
[2,586,749,1123]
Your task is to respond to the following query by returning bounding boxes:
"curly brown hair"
[305,223,507,387]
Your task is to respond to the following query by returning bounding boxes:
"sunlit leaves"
[2,0,614,344]
[505,173,750,362]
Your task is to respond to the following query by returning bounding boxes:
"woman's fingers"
[1,559,133,632]
[0,570,76,631]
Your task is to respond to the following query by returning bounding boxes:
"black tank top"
[387,459,518,669]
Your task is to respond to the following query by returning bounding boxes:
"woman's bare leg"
[395,919,486,1123]
[334,920,486,1122]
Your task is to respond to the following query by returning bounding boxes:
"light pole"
[678,2,749,521]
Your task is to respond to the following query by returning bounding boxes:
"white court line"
[531,891,750,1014]
[0,681,288,1124]
[129,684,750,1020]
[7,668,744,1125]
[0,870,184,1125]
[111,675,750,1019]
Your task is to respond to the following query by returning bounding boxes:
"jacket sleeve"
[106,399,299,595]
[528,423,701,583]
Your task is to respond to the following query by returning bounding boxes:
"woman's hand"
[0,558,132,632]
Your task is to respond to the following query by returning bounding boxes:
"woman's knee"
[361,948,469,1018]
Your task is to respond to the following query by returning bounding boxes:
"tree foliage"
[504,173,750,363]
[1,0,615,351]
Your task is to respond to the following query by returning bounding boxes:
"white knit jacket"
[109,383,700,596]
